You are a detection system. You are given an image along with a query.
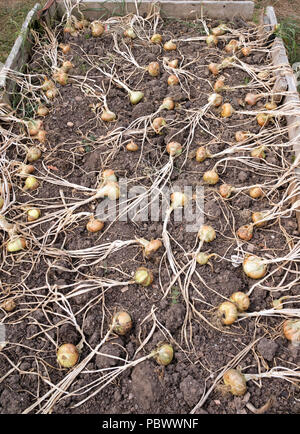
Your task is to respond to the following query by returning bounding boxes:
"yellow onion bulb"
[256,113,270,127]
[101,110,116,122]
[195,146,209,163]
[64,24,75,34]
[129,91,144,105]
[152,117,166,134]
[102,169,117,183]
[219,183,233,198]
[91,21,104,37]
[225,39,239,54]
[196,252,211,265]
[167,74,179,86]
[28,119,43,136]
[126,141,139,152]
[161,97,175,110]
[112,311,132,335]
[19,164,35,175]
[218,301,238,325]
[98,182,120,200]
[27,146,41,162]
[59,43,71,54]
[163,40,177,51]
[170,192,188,209]
[166,141,182,156]
[124,28,136,39]
[203,170,219,185]
[251,146,265,159]
[221,103,233,118]
[168,59,179,68]
[214,77,225,92]
[208,63,220,76]
[235,131,249,142]
[151,33,162,44]
[86,217,104,233]
[154,343,174,366]
[265,101,277,110]
[249,186,263,199]
[283,319,300,345]
[148,62,160,77]
[61,60,73,73]
[134,267,153,286]
[241,46,251,56]
[57,343,79,368]
[198,225,216,243]
[243,255,267,279]
[46,88,58,99]
[36,130,47,144]
[41,78,55,91]
[220,57,234,69]
[24,176,39,191]
[1,298,16,312]
[7,237,26,253]
[208,93,223,107]
[211,24,228,36]
[223,369,247,396]
[27,208,41,222]
[251,211,268,227]
[53,70,68,86]
[245,93,260,106]
[230,292,250,312]
[37,105,49,117]
[236,224,253,241]
[144,239,162,258]
[206,34,218,47]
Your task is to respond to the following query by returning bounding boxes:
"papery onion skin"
[230,292,250,312]
[161,97,175,110]
[124,28,136,39]
[196,252,210,265]
[129,91,144,105]
[225,39,239,54]
[167,74,179,86]
[134,267,153,286]
[251,211,267,227]
[198,225,216,243]
[219,184,232,198]
[203,170,219,185]
[57,343,79,368]
[237,224,253,241]
[256,113,270,127]
[195,146,209,163]
[101,110,116,122]
[214,77,225,92]
[152,117,166,134]
[102,169,117,183]
[91,21,104,37]
[221,103,233,118]
[151,34,162,44]
[170,192,188,208]
[243,255,267,279]
[61,61,73,72]
[155,343,174,366]
[218,301,238,325]
[235,131,248,142]
[208,63,220,76]
[166,142,182,156]
[37,105,49,117]
[223,369,247,396]
[1,298,16,312]
[53,70,68,86]
[27,147,41,162]
[7,237,26,253]
[283,319,300,344]
[112,311,132,335]
[24,176,39,191]
[206,34,218,47]
[249,187,263,199]
[36,130,47,144]
[86,217,104,233]
[251,146,265,159]
[27,208,41,222]
[209,93,223,107]
[241,46,251,56]
[168,59,179,68]
[144,239,162,258]
[126,141,139,151]
[148,62,160,77]
[163,41,177,51]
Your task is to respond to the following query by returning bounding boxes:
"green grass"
[0,0,40,64]
[275,18,300,65]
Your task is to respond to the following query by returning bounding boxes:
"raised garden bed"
[0,0,300,415]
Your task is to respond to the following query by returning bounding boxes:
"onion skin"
[243,255,267,279]
[27,147,41,162]
[7,237,26,253]
[112,311,132,335]
[152,117,166,134]
[151,34,162,44]
[252,211,267,227]
[19,164,35,175]
[245,93,260,106]
[219,184,232,198]
[209,93,223,107]
[144,239,162,258]
[167,74,179,86]
[211,24,228,36]
[99,182,120,200]
[129,91,144,105]
[170,192,188,209]
[53,70,68,86]
[168,59,179,68]
[206,34,218,47]
[46,88,58,99]
[36,130,47,144]
[154,344,174,366]
[249,187,263,199]
[251,145,266,159]
[102,169,117,183]
[161,97,175,110]
[203,170,219,185]
[24,176,39,191]
[208,63,220,76]
[220,103,233,118]
[223,369,247,396]
[28,120,43,136]
[148,62,160,77]
[214,77,225,92]
[225,39,239,54]
[126,141,139,152]
[196,146,209,163]
[27,208,41,222]
[37,105,49,117]
[230,292,250,312]
[59,43,71,54]
[241,46,251,56]
[41,78,55,92]
[283,319,300,344]
[86,217,104,233]
[256,113,270,127]
[198,225,216,243]
[57,343,79,368]
[166,142,182,156]
[237,224,253,241]
[91,21,104,37]
[163,41,177,51]
[134,267,153,287]
[1,299,16,312]
[124,28,136,39]
[196,252,210,265]
[0,197,3,209]
[265,101,277,110]
[101,110,116,122]
[235,131,249,142]
[218,301,238,325]
[61,61,73,73]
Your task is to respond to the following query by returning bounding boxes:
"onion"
[86,216,104,232]
[0,197,3,209]
[249,186,263,199]
[220,103,233,118]
[163,40,176,51]
[64,24,75,34]
[225,39,239,54]
[243,255,267,279]
[27,146,41,162]
[148,62,160,77]
[124,28,136,39]
[223,369,247,396]
[97,182,120,200]
[46,88,58,99]
[251,146,265,159]
[168,59,179,68]
[152,117,166,134]
[24,176,39,191]
[219,183,233,198]
[59,43,71,54]
[61,60,73,73]
[41,78,55,91]
[101,110,116,122]
[167,74,179,86]
[198,225,216,243]
[258,71,269,80]
[19,164,35,175]
[112,311,132,335]
[36,130,47,144]
[166,141,182,156]
[7,237,26,253]
[154,343,174,366]
[134,267,153,286]
[218,301,238,325]
[208,63,220,76]
[28,119,43,136]
[37,105,49,117]
[151,34,162,44]
[256,113,270,127]
[208,93,223,107]
[27,208,41,222]
[170,192,188,209]
[211,24,228,36]
[220,57,234,69]
[91,21,104,37]
[265,101,277,110]
[161,97,175,110]
[230,292,250,312]
[53,70,68,86]
[283,319,300,345]
[203,169,219,185]
[57,343,79,368]
[129,91,144,105]
[251,211,268,227]
[245,93,260,106]
[237,224,253,241]
[144,239,162,258]
[1,298,16,312]
[196,146,209,163]
[102,169,117,183]
[126,141,139,151]
[214,77,225,92]
[196,252,212,265]
[206,34,218,47]
[241,46,251,56]
[235,131,249,142]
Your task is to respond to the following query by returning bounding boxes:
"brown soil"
[0,13,299,415]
